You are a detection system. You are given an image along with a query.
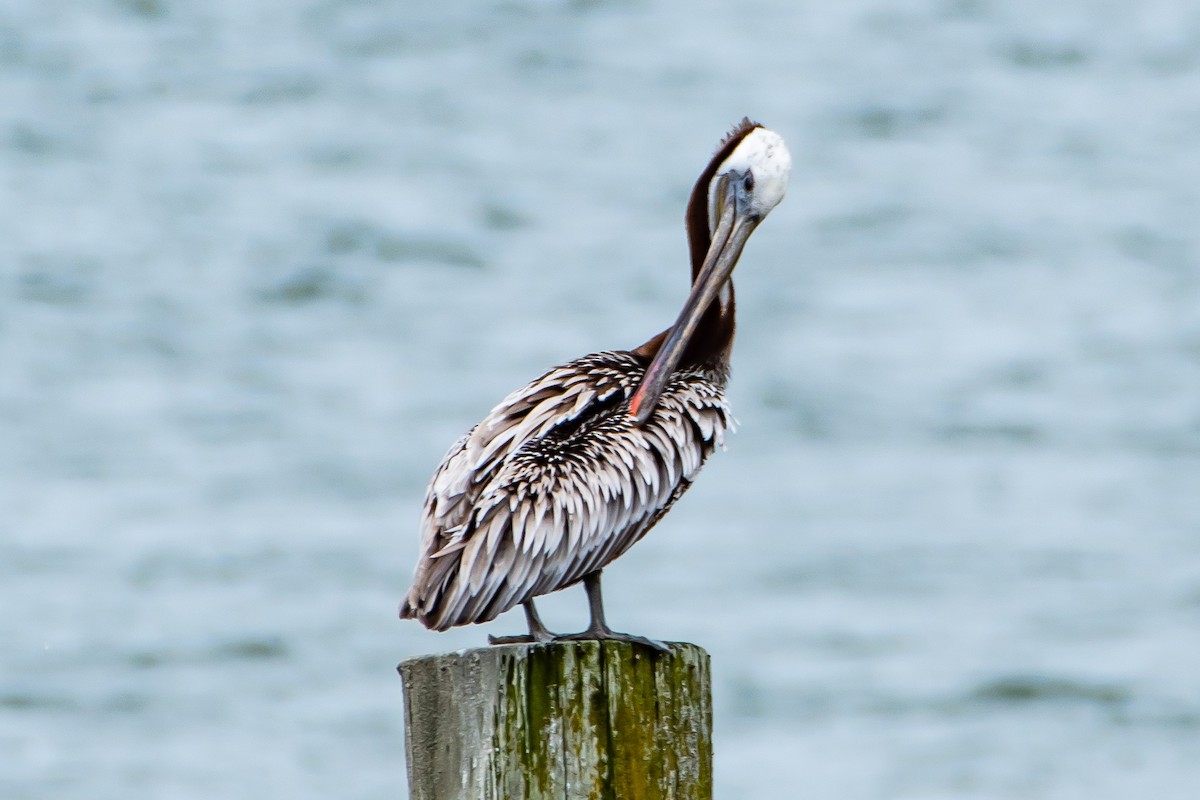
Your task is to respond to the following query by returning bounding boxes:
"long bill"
[629,177,761,424]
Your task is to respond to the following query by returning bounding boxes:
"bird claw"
[554,629,671,654]
[487,633,529,645]
[489,629,670,654]
[488,632,555,646]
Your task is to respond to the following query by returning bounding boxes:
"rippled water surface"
[3,1,1200,798]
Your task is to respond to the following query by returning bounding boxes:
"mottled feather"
[400,351,732,631]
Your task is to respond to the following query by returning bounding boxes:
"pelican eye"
[742,173,755,192]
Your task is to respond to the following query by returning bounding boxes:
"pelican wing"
[400,351,732,631]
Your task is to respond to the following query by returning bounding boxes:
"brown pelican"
[400,119,791,646]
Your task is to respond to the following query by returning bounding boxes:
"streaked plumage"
[401,119,791,643]
[406,352,732,631]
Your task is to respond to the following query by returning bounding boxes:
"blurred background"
[3,1,1199,798]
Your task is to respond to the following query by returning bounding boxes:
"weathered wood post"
[399,640,711,800]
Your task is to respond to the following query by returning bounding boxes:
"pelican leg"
[556,571,669,653]
[488,599,556,645]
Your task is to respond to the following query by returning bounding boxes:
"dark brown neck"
[634,120,758,367]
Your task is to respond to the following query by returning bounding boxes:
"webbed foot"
[554,628,670,653]
[487,599,556,646]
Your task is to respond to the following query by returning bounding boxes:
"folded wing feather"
[400,351,731,631]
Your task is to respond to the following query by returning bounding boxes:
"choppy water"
[3,1,1200,798]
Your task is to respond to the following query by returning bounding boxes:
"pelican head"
[709,126,791,225]
[629,122,791,423]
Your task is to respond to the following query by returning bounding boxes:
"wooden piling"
[399,640,712,800]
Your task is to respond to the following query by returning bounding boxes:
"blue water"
[3,1,1199,798]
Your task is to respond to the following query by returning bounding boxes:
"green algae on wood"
[399,641,712,800]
